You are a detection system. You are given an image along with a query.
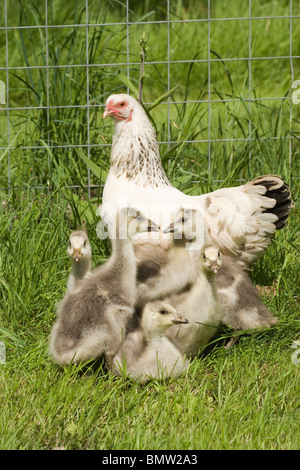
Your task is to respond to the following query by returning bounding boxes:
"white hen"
[102,93,293,267]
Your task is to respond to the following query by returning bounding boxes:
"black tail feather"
[252,175,294,230]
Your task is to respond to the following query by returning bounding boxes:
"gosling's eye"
[160,309,166,315]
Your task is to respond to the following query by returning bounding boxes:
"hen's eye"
[160,309,166,315]
[202,253,206,259]
[83,241,87,247]
[120,102,125,107]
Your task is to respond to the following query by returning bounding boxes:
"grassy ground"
[0,0,299,450]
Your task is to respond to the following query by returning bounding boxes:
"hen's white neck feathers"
[110,103,171,188]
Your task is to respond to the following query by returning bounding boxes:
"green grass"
[0,0,299,450]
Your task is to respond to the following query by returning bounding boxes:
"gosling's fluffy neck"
[108,224,137,302]
[110,235,135,269]
[71,256,92,280]
[141,316,170,342]
[66,256,92,293]
[143,326,168,343]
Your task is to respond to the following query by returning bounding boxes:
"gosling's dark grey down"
[134,237,198,308]
[49,209,158,367]
[216,255,278,331]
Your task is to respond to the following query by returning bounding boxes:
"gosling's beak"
[172,313,188,324]
[163,222,175,234]
[147,221,160,232]
[72,249,82,262]
[210,263,219,274]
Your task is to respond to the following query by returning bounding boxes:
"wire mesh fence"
[0,0,299,196]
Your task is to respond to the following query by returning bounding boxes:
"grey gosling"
[134,209,203,308]
[49,208,159,367]
[66,230,92,293]
[165,245,221,359]
[208,254,278,348]
[161,209,221,358]
[112,301,189,384]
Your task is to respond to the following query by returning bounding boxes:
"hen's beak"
[172,313,188,324]
[103,107,111,119]
[72,249,82,262]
